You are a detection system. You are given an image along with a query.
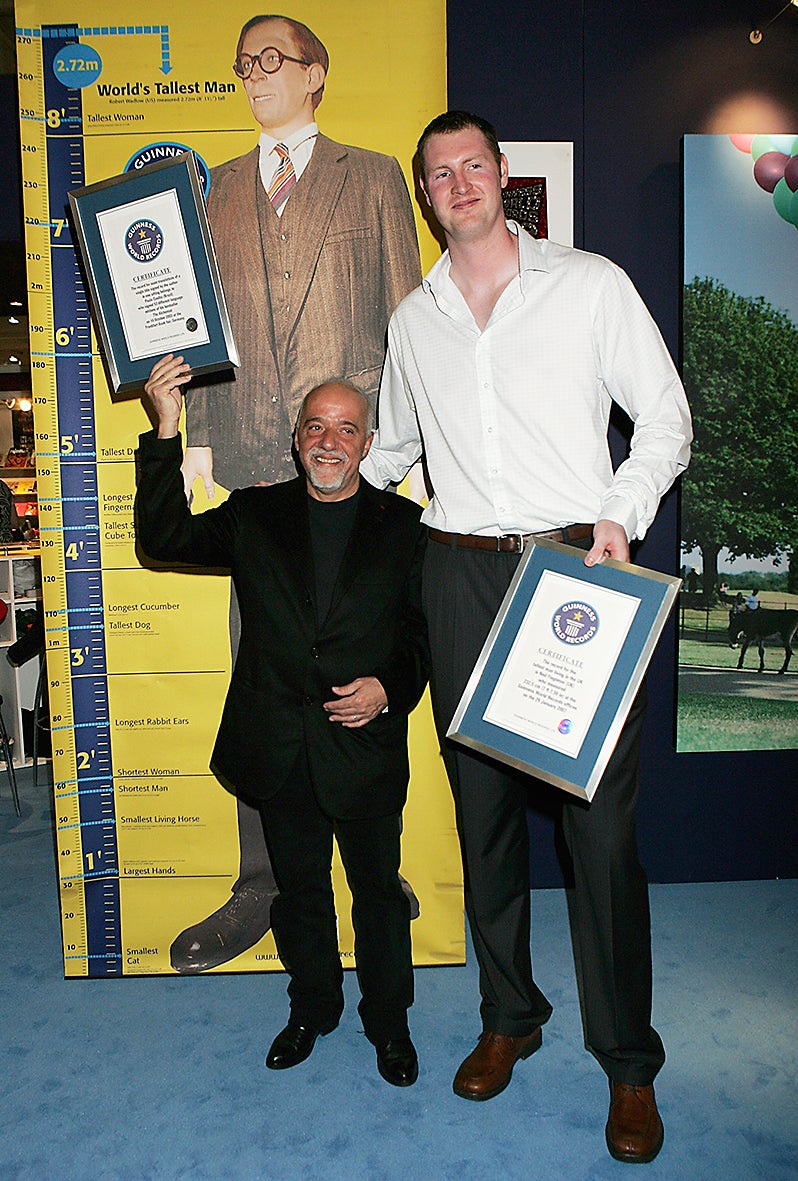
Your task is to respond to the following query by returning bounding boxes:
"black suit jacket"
[135,431,429,819]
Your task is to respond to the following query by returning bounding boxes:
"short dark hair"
[417,110,502,178]
[237,15,329,108]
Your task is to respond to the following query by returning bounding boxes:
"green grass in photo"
[677,693,798,752]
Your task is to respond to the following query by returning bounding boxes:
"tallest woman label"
[16,0,457,978]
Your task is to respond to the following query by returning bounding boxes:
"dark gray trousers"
[422,538,665,1085]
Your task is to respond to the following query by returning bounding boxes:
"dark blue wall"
[2,3,796,883]
[448,0,798,884]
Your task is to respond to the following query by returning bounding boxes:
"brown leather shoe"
[453,1029,542,1101]
[606,1082,664,1163]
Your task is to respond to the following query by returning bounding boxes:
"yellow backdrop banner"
[15,0,463,977]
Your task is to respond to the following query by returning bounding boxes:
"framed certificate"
[69,152,239,395]
[447,539,681,801]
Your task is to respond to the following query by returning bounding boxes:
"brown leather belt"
[428,523,593,553]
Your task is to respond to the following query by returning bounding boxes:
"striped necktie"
[268,143,296,212]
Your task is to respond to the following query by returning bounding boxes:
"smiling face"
[239,18,325,137]
[294,383,373,501]
[419,127,509,244]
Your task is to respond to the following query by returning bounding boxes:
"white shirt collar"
[258,121,318,156]
[423,220,551,298]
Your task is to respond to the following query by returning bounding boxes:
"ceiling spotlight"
[750,0,798,42]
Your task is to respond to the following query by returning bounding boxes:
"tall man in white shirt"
[169,14,421,975]
[361,111,692,1164]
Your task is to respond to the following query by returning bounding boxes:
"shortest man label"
[483,570,640,758]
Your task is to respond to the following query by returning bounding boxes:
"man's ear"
[499,153,509,190]
[361,431,374,460]
[419,174,432,208]
[306,63,325,100]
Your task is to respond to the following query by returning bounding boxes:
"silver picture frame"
[69,151,239,395]
[447,538,681,801]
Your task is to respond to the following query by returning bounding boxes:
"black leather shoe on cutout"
[376,1037,419,1087]
[169,885,276,974]
[266,1022,320,1070]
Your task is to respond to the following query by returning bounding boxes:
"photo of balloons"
[729,133,798,228]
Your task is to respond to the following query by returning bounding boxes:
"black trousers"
[422,539,665,1085]
[258,749,413,1045]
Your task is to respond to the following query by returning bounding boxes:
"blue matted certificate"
[69,152,239,395]
[447,538,681,801]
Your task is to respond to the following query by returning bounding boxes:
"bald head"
[294,382,374,501]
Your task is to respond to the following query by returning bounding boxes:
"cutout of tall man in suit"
[170,14,422,973]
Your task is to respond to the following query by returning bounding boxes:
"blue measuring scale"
[19,22,120,977]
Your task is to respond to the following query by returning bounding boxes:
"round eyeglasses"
[233,46,310,79]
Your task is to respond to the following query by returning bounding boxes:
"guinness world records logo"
[125,219,164,262]
[552,601,599,645]
[124,144,211,198]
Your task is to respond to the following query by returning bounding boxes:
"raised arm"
[143,353,192,437]
[143,354,215,500]
[136,356,238,569]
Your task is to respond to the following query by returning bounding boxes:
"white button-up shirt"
[361,223,692,540]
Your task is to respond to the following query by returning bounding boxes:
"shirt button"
[304,695,313,706]
[271,395,278,403]
[284,271,290,279]
[280,233,287,241]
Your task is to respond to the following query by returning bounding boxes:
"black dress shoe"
[376,1037,419,1087]
[169,885,276,974]
[266,1021,320,1070]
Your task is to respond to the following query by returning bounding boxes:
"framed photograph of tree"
[678,134,798,752]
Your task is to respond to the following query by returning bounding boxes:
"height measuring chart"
[14,0,462,979]
[15,18,244,977]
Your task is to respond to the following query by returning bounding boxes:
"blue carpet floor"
[2,766,796,1181]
